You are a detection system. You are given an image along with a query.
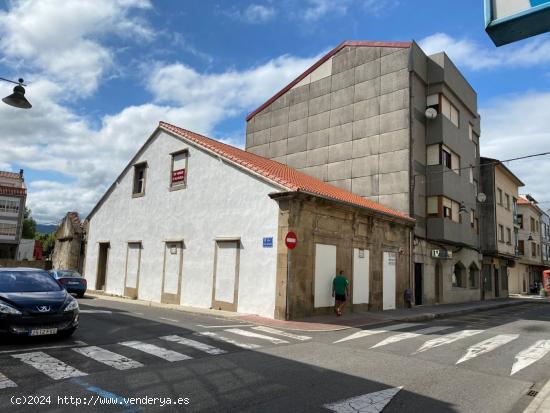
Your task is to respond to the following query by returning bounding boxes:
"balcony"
[427,217,479,248]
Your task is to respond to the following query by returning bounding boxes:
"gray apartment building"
[0,170,26,259]
[542,209,550,269]
[245,40,482,306]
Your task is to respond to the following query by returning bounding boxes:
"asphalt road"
[0,297,549,412]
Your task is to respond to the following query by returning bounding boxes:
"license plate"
[67,282,79,285]
[29,328,58,336]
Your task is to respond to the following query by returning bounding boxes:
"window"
[505,194,510,210]
[518,214,524,229]
[470,210,475,228]
[441,147,452,169]
[427,144,459,174]
[473,141,478,159]
[427,196,438,216]
[0,222,17,236]
[0,199,19,213]
[473,180,478,197]
[536,220,539,233]
[453,262,465,287]
[506,228,511,244]
[428,196,461,222]
[468,123,473,141]
[132,163,147,196]
[499,225,504,242]
[170,150,189,189]
[469,263,479,288]
[497,188,503,205]
[518,240,525,255]
[441,95,459,127]
[532,242,537,257]
[469,166,473,184]
[531,217,536,232]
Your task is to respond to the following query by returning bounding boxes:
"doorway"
[124,242,141,299]
[435,262,441,304]
[212,240,240,312]
[383,252,397,310]
[96,242,110,291]
[161,241,183,304]
[414,263,423,305]
[494,268,500,298]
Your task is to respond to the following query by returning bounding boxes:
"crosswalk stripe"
[73,346,143,370]
[160,335,227,355]
[511,340,550,376]
[334,323,422,344]
[224,328,289,344]
[456,334,519,364]
[119,341,191,362]
[252,326,311,341]
[0,372,17,389]
[413,330,483,354]
[370,326,453,349]
[12,351,87,380]
[198,332,261,350]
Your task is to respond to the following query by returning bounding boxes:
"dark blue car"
[0,268,79,338]
[49,269,87,298]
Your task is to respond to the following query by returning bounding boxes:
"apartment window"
[536,220,539,233]
[132,163,147,196]
[427,196,438,217]
[0,222,17,236]
[453,262,465,287]
[473,141,478,159]
[499,225,504,242]
[473,180,478,197]
[470,210,475,228]
[532,242,537,257]
[518,240,525,255]
[497,188,503,205]
[505,194,510,210]
[170,150,189,189]
[469,166,473,184]
[506,228,512,244]
[427,196,460,223]
[468,123,473,141]
[469,263,479,289]
[441,95,459,127]
[531,217,536,232]
[0,199,19,213]
[427,144,459,174]
[443,204,452,219]
[518,214,524,229]
[441,147,452,169]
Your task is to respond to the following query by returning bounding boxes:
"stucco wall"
[85,130,280,318]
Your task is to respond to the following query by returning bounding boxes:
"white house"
[84,122,414,319]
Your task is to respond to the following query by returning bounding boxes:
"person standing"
[332,270,350,316]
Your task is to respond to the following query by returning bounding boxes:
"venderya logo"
[36,305,51,313]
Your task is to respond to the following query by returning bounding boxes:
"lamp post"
[1,77,32,109]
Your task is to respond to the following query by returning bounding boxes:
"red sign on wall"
[172,169,186,184]
[285,231,297,250]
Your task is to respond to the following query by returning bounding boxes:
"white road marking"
[73,346,143,370]
[370,326,452,349]
[334,323,422,344]
[413,330,483,354]
[252,326,311,341]
[196,324,254,328]
[0,373,17,389]
[224,328,289,344]
[511,340,550,375]
[160,335,227,355]
[198,332,261,350]
[456,334,519,364]
[159,317,179,323]
[323,386,403,412]
[120,341,191,362]
[12,351,87,380]
[79,310,112,314]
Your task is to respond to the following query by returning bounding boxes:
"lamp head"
[2,80,31,109]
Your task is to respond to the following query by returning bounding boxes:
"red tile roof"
[0,171,21,180]
[517,197,530,205]
[246,40,412,121]
[159,122,414,223]
[0,186,26,196]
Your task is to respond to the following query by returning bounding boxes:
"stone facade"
[272,193,413,319]
[52,212,84,272]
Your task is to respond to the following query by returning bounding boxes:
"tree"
[36,232,56,258]
[22,207,36,239]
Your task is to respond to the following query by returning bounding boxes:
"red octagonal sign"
[285,231,297,250]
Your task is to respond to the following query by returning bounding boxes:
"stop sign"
[285,231,297,250]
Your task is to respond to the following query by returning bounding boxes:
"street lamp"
[1,77,32,109]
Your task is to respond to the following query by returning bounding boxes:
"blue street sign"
[263,237,273,248]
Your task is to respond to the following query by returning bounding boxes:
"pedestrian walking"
[332,270,349,316]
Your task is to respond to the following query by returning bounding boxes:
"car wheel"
[58,327,76,338]
[77,292,85,298]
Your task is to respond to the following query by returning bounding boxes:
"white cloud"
[481,92,550,207]
[303,0,351,21]
[225,3,277,24]
[0,0,153,98]
[362,0,399,16]
[419,32,550,71]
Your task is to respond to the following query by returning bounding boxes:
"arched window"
[453,262,465,288]
[468,263,479,288]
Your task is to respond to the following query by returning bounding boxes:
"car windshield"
[56,270,82,278]
[0,271,62,293]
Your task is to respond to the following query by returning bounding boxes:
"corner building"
[246,40,483,305]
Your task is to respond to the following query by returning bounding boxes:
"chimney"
[19,169,24,180]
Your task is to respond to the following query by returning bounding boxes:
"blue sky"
[0,0,549,223]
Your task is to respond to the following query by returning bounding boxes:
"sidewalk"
[236,297,536,332]
[524,379,550,413]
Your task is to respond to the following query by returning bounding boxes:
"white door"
[162,242,183,304]
[124,243,141,298]
[213,241,239,311]
[314,243,337,308]
[353,248,369,304]
[383,251,397,310]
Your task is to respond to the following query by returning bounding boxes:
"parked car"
[0,267,79,338]
[49,269,87,298]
